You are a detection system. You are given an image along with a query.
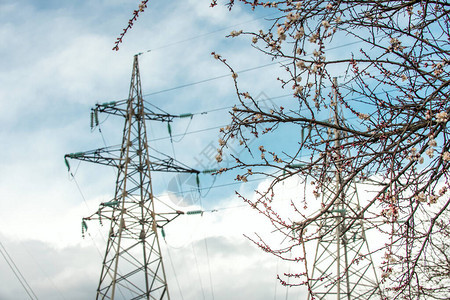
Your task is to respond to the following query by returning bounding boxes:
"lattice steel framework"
[307,79,382,300]
[66,55,198,300]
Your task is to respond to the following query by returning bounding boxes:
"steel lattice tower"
[307,78,382,300]
[66,55,198,300]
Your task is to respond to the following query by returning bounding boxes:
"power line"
[161,175,268,199]
[191,242,206,300]
[197,195,215,300]
[0,240,38,300]
[142,39,370,97]
[202,237,215,300]
[165,245,185,300]
[145,90,388,144]
[141,60,289,97]
[20,245,67,300]
[136,12,284,55]
[102,37,374,106]
[101,64,394,132]
[93,86,386,153]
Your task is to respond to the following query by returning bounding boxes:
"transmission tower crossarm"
[65,147,199,174]
[93,100,178,123]
[65,146,123,168]
[147,154,199,174]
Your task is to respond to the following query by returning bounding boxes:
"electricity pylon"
[65,55,199,300]
[306,78,382,300]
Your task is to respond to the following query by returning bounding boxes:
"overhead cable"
[0,241,38,300]
[136,12,283,54]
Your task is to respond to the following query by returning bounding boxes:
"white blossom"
[388,37,405,52]
[436,111,448,123]
[321,20,330,30]
[442,151,450,161]
[359,113,370,120]
[381,269,392,279]
[230,30,243,37]
[277,26,286,40]
[295,85,304,94]
[429,195,438,204]
[277,26,285,36]
[296,60,306,69]
[287,12,300,21]
[416,192,427,202]
[434,63,443,76]
[308,33,318,43]
[295,27,305,39]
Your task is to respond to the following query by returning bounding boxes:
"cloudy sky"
[0,1,317,299]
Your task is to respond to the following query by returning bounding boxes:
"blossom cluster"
[414,186,448,205]
[435,111,448,123]
[230,30,243,37]
[388,37,405,52]
[426,137,437,158]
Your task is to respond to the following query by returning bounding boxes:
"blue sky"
[0,1,313,299]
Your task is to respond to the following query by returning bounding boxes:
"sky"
[0,1,313,299]
[0,1,394,299]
